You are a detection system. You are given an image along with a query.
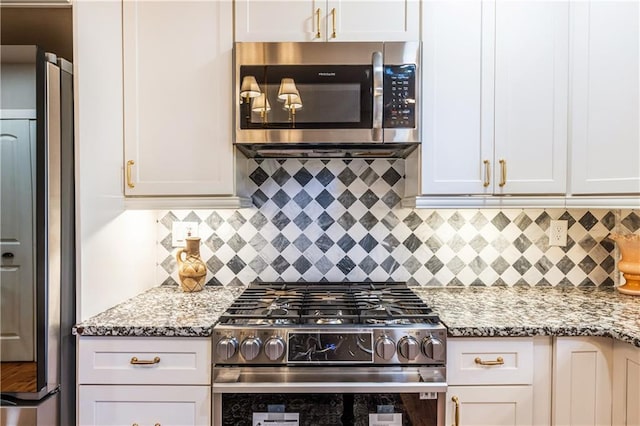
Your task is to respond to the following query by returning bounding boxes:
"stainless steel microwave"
[234,41,420,158]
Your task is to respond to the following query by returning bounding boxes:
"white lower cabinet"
[445,337,551,426]
[613,340,640,426]
[78,385,210,426]
[553,336,613,426]
[77,337,211,426]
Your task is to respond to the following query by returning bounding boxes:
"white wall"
[73,0,156,320]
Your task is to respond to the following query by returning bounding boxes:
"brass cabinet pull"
[315,8,321,38]
[483,160,490,187]
[130,356,160,365]
[126,160,135,188]
[475,356,504,366]
[451,395,460,426]
[331,8,337,38]
[498,159,507,187]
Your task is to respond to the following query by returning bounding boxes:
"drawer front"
[78,385,210,426]
[447,337,534,385]
[78,337,211,385]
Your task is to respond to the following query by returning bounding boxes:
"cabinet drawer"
[78,337,211,385]
[78,385,210,426]
[447,337,534,385]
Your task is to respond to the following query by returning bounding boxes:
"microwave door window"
[239,65,372,129]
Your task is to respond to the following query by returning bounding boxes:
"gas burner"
[365,318,412,326]
[252,318,294,326]
[262,301,290,316]
[312,310,346,325]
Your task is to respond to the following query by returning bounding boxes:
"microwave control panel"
[383,65,416,128]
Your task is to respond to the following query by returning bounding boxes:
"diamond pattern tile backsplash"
[157,159,640,287]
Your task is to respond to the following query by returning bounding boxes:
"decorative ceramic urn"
[610,233,640,295]
[175,236,206,292]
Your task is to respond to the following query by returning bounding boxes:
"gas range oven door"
[212,366,446,426]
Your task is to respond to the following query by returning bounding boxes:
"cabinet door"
[446,386,533,426]
[123,1,234,196]
[235,0,418,42]
[420,1,492,195]
[553,337,613,426]
[327,0,419,41]
[613,340,640,426]
[493,1,569,195]
[569,2,640,194]
[78,385,210,426]
[235,0,320,42]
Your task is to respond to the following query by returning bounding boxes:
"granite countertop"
[74,284,640,348]
[413,286,640,347]
[73,285,244,337]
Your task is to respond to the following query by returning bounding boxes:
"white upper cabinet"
[235,0,419,42]
[420,1,569,197]
[123,0,246,205]
[569,1,640,195]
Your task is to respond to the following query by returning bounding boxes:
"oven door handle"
[213,381,447,394]
[372,50,383,142]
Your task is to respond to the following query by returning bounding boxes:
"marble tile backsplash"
[156,159,640,287]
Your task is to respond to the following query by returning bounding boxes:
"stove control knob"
[397,336,420,361]
[375,336,396,360]
[422,336,445,362]
[264,337,286,361]
[240,337,262,361]
[216,337,238,361]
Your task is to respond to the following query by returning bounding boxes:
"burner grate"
[218,282,440,326]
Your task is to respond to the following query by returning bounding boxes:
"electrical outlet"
[549,220,568,247]
[171,221,198,247]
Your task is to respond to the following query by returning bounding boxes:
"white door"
[0,119,35,361]
[235,0,321,42]
[326,0,419,41]
[78,385,211,426]
[420,1,491,195]
[493,1,569,195]
[569,1,640,194]
[613,340,640,426]
[123,0,235,196]
[553,337,613,426]
[446,386,534,426]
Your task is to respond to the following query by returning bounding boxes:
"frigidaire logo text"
[318,72,336,77]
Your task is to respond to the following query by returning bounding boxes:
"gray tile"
[514,212,533,231]
[513,235,533,253]
[337,257,356,275]
[160,255,175,274]
[578,255,597,275]
[337,235,356,252]
[426,255,445,274]
[403,256,421,274]
[469,256,488,274]
[360,190,380,209]
[206,256,224,274]
[602,211,616,231]
[359,212,378,231]
[316,168,335,186]
[469,235,489,253]
[271,255,290,274]
[359,167,379,186]
[359,256,379,274]
[600,255,615,274]
[293,190,313,209]
[317,212,336,231]
[272,167,291,186]
[470,211,489,230]
[337,168,357,187]
[251,189,268,208]
[205,211,224,231]
[381,211,400,231]
[272,189,291,208]
[383,234,401,253]
[204,235,225,252]
[490,256,510,275]
[559,211,577,228]
[556,256,576,275]
[293,212,313,231]
[447,235,466,252]
[227,234,247,252]
[403,234,422,253]
[249,167,269,186]
[293,256,312,274]
[337,190,357,209]
[338,212,357,231]
[621,211,640,232]
[534,256,554,274]
[535,211,551,230]
[359,234,378,253]
[227,255,246,274]
[316,190,335,208]
[380,256,400,274]
[425,212,445,229]
[403,212,422,231]
[447,212,465,231]
[293,168,313,186]
[578,235,598,252]
[425,235,443,252]
[249,211,268,231]
[512,256,532,275]
[249,233,268,252]
[381,167,402,186]
[272,211,291,231]
[381,190,401,209]
[159,211,179,230]
[315,256,334,274]
[160,234,173,253]
[161,276,178,286]
[491,212,510,231]
[272,234,290,252]
[578,211,598,231]
[315,234,335,253]
[249,256,268,274]
[293,235,313,252]
[183,211,201,224]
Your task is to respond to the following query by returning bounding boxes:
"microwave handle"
[372,51,383,142]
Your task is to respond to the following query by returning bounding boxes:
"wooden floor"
[1,361,37,392]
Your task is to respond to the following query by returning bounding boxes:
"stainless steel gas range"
[212,282,447,426]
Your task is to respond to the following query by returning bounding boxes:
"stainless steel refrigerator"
[0,45,75,426]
